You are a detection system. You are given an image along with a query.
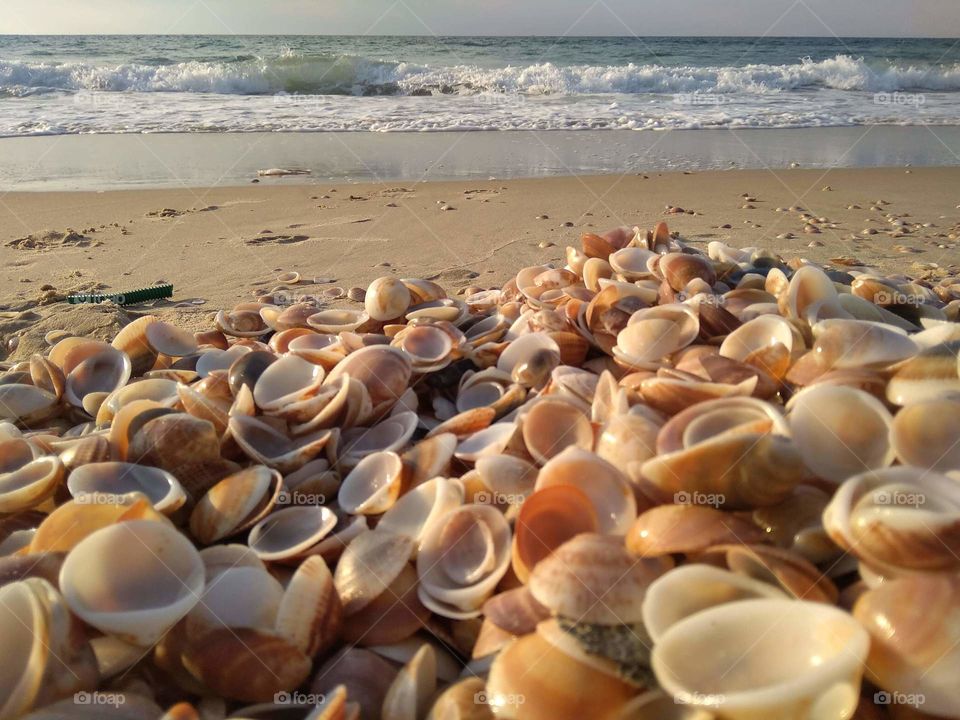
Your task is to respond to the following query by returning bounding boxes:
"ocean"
[1,35,959,137]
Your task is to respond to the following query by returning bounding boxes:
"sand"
[2,167,959,361]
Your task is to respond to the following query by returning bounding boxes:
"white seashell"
[365,276,411,321]
[719,313,795,362]
[786,385,894,483]
[337,451,404,515]
[377,477,464,553]
[253,354,325,411]
[652,599,869,720]
[247,506,339,562]
[59,519,204,647]
[67,461,186,514]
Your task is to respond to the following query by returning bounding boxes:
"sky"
[2,0,960,37]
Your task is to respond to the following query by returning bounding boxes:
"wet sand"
[1,167,959,358]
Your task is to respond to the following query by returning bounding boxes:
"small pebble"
[538,241,555,249]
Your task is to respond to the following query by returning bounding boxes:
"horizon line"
[2,32,959,39]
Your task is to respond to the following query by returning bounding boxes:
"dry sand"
[2,167,959,361]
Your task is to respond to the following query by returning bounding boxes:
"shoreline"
[2,126,960,192]
[1,167,958,347]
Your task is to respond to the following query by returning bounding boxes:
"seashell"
[341,562,429,646]
[308,309,370,334]
[144,320,198,358]
[417,504,511,618]
[310,648,398,720]
[229,415,333,473]
[253,354,324,412]
[248,505,339,562]
[783,264,845,321]
[216,309,271,338]
[786,385,894,483]
[487,626,637,720]
[426,677,493,720]
[275,555,343,657]
[529,533,668,625]
[0,384,61,426]
[97,377,179,426]
[750,485,838,564]
[641,564,788,642]
[67,461,186,515]
[615,304,699,365]
[512,485,599,583]
[186,564,284,638]
[378,476,463,550]
[28,493,165,554]
[714,543,838,604]
[822,466,960,574]
[195,344,251,377]
[718,313,795,363]
[890,397,960,471]
[652,599,869,720]
[189,465,282,544]
[59,519,204,646]
[335,528,414,615]
[811,318,917,370]
[339,411,418,467]
[111,315,161,376]
[394,324,455,371]
[609,247,656,281]
[366,276,412,321]
[338,451,404,515]
[853,574,960,717]
[29,354,65,399]
[381,643,437,720]
[181,627,311,703]
[0,455,64,513]
[326,345,413,419]
[0,577,99,718]
[639,374,756,417]
[400,431,456,488]
[535,447,636,535]
[640,397,802,509]
[659,252,716,292]
[475,453,537,503]
[626,504,767,558]
[227,349,277,397]
[427,406,496,439]
[885,341,960,406]
[496,332,560,379]
[520,398,593,465]
[128,412,221,471]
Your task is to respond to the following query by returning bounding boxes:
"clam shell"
[853,574,960,717]
[275,555,343,657]
[253,354,324,412]
[337,451,404,515]
[0,456,64,513]
[0,384,60,425]
[248,505,338,562]
[67,461,186,515]
[616,304,699,364]
[341,563,429,646]
[786,385,894,483]
[335,528,413,615]
[189,465,282,544]
[417,504,511,618]
[520,398,594,465]
[890,397,960,471]
[652,599,868,720]
[326,345,413,418]
[626,504,767,558]
[378,477,464,551]
[307,309,370,334]
[529,533,668,625]
[229,415,333,473]
[534,447,636,535]
[642,564,788,642]
[59,519,205,646]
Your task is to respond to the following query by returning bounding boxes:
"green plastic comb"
[67,283,173,306]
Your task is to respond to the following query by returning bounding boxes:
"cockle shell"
[0,455,64,513]
[529,533,669,625]
[889,397,960,471]
[377,477,464,551]
[253,354,325,412]
[417,504,511,618]
[520,398,593,465]
[189,465,282,544]
[822,466,960,574]
[337,451,404,515]
[615,304,699,365]
[67,461,186,515]
[59,519,204,646]
[486,625,637,720]
[534,447,636,535]
[0,385,60,425]
[229,415,333,473]
[641,564,788,642]
[885,341,960,405]
[853,574,960,717]
[248,505,339,562]
[626,504,767,558]
[786,385,894,483]
[325,345,413,419]
[810,318,917,370]
[652,599,869,720]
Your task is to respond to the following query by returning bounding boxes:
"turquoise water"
[1,35,959,134]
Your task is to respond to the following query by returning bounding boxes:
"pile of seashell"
[1,220,960,720]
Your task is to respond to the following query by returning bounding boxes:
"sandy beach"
[2,166,958,360]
